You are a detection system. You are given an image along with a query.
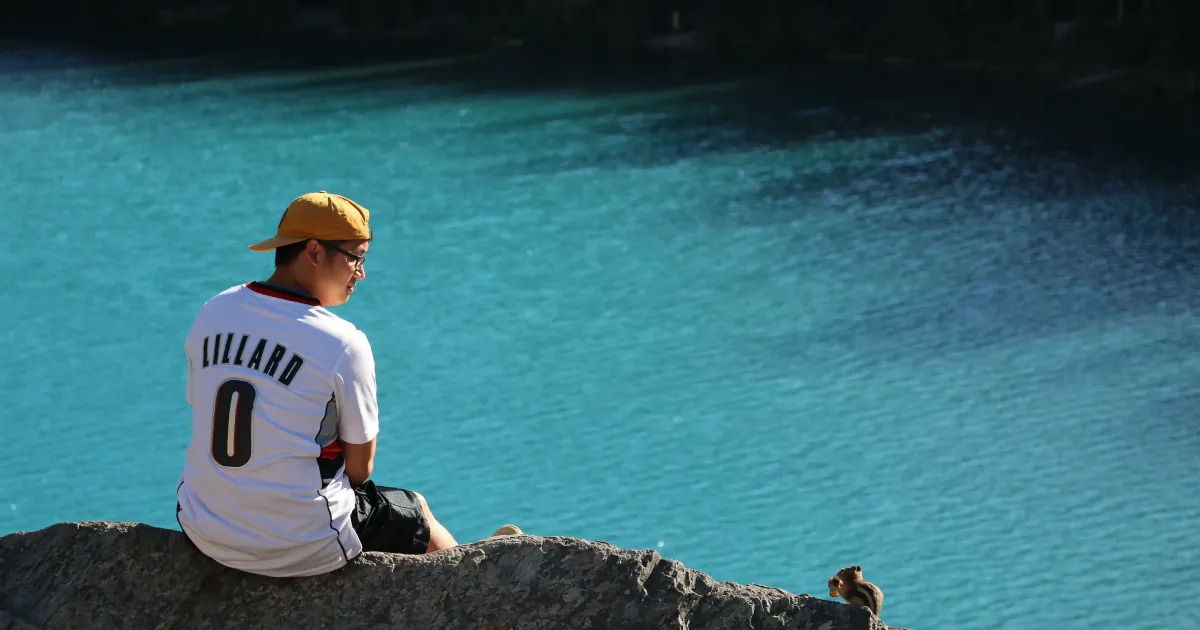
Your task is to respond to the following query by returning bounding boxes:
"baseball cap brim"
[247,235,310,252]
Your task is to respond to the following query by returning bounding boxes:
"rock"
[0,609,41,630]
[0,522,905,630]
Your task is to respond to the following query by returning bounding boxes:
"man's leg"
[352,481,521,555]
[411,491,458,552]
[407,493,521,551]
[352,481,434,555]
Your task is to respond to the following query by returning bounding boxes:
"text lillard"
[201,333,305,386]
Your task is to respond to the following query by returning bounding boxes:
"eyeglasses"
[319,240,366,271]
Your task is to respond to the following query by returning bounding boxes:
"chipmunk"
[827,565,883,617]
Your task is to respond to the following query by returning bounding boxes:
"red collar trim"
[246,281,321,306]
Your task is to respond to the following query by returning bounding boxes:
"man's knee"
[412,491,431,514]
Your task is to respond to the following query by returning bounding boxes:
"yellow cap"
[248,191,372,252]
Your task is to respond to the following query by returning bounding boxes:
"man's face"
[311,239,368,307]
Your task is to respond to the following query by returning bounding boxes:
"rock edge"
[0,521,906,630]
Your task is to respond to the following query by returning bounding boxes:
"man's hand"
[339,438,376,487]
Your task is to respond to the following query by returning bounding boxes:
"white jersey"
[176,281,379,577]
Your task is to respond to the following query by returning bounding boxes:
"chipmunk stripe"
[863,586,882,613]
[848,586,879,612]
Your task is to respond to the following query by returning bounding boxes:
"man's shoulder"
[302,311,371,371]
[187,284,248,328]
[197,283,251,309]
[321,315,372,360]
[305,305,366,340]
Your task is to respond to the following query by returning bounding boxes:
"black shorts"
[351,480,431,555]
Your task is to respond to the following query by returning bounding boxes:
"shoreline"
[4,30,1197,155]
[802,53,1200,151]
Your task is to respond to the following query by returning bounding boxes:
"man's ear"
[305,239,323,265]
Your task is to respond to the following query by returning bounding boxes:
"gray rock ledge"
[0,522,907,630]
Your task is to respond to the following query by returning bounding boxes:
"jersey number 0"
[211,379,257,467]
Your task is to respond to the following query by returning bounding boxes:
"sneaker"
[490,524,523,537]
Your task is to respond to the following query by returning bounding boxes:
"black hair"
[274,240,309,268]
[275,239,362,268]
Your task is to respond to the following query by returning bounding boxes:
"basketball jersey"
[176,281,379,577]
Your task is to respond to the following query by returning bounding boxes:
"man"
[175,191,520,577]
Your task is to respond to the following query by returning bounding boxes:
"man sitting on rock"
[174,191,521,577]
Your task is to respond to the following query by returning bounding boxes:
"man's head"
[248,191,372,307]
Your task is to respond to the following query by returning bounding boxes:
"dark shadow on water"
[5,37,1197,169]
[328,54,1198,192]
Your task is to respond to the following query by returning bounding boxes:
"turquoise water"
[3,45,1199,629]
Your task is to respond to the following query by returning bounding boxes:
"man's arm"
[334,331,380,487]
[340,438,376,486]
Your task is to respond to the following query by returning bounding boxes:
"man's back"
[176,281,378,577]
